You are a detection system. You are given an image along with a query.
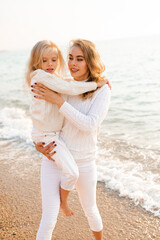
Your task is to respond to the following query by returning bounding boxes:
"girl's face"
[68,46,89,81]
[41,48,58,74]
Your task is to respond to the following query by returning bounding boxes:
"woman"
[32,39,111,240]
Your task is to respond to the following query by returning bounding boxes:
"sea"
[0,35,160,217]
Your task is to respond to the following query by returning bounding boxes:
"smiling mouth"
[46,68,54,72]
[71,68,79,73]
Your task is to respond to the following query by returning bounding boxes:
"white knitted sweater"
[30,69,97,135]
[59,85,111,162]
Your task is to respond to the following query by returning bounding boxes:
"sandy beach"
[0,150,160,240]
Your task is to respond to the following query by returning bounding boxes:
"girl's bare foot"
[60,202,74,216]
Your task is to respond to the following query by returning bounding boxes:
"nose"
[71,59,76,66]
[48,60,52,66]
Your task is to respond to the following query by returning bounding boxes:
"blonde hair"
[69,39,105,99]
[25,40,66,87]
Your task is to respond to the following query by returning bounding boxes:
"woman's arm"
[59,86,111,132]
[32,84,111,132]
[31,73,111,131]
[31,69,98,95]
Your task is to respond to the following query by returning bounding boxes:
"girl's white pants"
[36,157,103,240]
[32,133,79,191]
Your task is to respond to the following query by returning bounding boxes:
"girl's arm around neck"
[31,69,97,95]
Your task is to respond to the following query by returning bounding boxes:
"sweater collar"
[74,78,89,82]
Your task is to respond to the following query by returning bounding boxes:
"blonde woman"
[26,40,107,218]
[32,39,111,240]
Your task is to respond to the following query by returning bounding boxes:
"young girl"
[26,40,107,217]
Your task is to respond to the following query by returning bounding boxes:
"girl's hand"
[33,141,56,161]
[31,83,65,107]
[97,78,112,90]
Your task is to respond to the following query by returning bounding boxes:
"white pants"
[32,133,79,191]
[36,157,103,240]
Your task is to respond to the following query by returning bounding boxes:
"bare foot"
[60,202,74,217]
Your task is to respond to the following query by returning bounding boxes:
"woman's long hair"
[25,40,66,87]
[69,39,105,99]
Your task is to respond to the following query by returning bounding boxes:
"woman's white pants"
[36,157,103,240]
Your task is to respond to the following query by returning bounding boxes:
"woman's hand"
[97,78,112,90]
[31,83,65,107]
[33,141,56,161]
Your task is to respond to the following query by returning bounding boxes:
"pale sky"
[0,0,160,50]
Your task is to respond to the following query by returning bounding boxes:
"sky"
[0,0,160,50]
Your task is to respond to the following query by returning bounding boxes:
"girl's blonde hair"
[69,39,105,99]
[25,40,66,87]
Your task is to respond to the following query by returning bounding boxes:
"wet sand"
[0,151,160,240]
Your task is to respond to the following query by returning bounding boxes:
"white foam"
[97,152,160,217]
[0,107,32,143]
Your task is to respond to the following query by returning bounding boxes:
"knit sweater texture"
[59,85,111,162]
[30,69,97,133]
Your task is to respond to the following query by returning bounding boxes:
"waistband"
[32,130,59,138]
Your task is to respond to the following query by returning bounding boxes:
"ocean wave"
[0,107,32,143]
[97,137,160,217]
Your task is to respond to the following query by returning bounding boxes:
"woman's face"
[68,46,89,81]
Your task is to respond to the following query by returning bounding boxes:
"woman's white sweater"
[59,85,111,162]
[30,69,97,134]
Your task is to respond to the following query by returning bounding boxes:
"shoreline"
[0,154,160,240]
